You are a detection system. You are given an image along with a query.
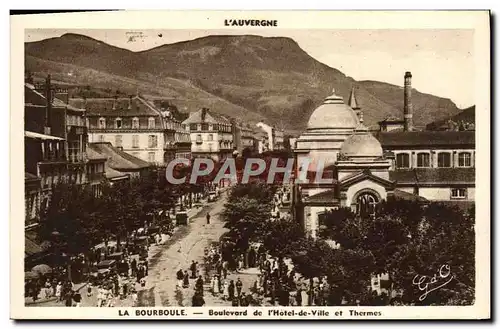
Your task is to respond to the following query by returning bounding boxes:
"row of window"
[396,152,472,169]
[97,135,159,148]
[189,123,232,132]
[67,114,85,127]
[98,117,156,129]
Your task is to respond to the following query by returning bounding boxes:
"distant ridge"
[25,33,462,131]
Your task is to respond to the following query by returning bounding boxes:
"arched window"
[356,192,379,218]
[148,117,156,129]
[196,134,202,143]
[437,152,451,167]
[396,153,410,168]
[98,117,106,129]
[458,152,471,167]
[115,117,122,129]
[132,117,139,129]
[417,153,430,167]
[208,134,214,141]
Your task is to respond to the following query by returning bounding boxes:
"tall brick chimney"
[128,95,133,110]
[404,71,413,131]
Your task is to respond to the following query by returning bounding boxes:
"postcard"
[10,10,490,320]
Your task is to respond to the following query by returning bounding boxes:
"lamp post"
[51,230,71,282]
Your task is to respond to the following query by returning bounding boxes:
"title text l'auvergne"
[224,19,278,27]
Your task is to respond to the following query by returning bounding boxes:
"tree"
[38,183,100,272]
[228,181,276,205]
[221,196,272,253]
[261,218,303,258]
[315,200,475,305]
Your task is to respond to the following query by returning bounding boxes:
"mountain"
[25,33,462,131]
[358,80,462,129]
[426,105,475,131]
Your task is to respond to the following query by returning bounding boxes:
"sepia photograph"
[10,10,490,320]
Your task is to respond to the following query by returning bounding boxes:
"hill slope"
[426,105,475,130]
[25,33,462,131]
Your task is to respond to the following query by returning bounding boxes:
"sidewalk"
[26,197,217,308]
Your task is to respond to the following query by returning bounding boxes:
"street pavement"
[144,194,228,307]
[27,189,267,308]
[27,194,228,308]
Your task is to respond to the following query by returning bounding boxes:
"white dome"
[340,124,383,158]
[307,88,360,130]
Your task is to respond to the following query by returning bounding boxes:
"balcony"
[67,126,88,136]
[164,141,177,150]
[67,152,87,163]
[88,172,105,182]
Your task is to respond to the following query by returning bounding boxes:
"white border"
[9,10,491,321]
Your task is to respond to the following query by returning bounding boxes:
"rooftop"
[69,96,159,116]
[25,131,64,141]
[87,142,151,171]
[182,108,231,125]
[25,83,82,112]
[376,131,475,147]
[389,168,475,184]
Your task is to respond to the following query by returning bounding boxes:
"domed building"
[295,88,360,167]
[293,87,395,238]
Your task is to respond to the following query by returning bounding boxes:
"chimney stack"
[112,95,118,110]
[44,74,52,135]
[82,96,87,109]
[404,71,413,131]
[128,95,133,110]
[201,108,208,121]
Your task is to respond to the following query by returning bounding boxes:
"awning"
[25,237,44,257]
[25,131,64,141]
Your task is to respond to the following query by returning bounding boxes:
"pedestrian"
[206,213,211,224]
[222,260,228,279]
[131,287,138,306]
[228,280,235,300]
[296,285,302,306]
[223,280,229,300]
[96,285,103,307]
[213,275,220,296]
[64,291,73,307]
[236,278,243,298]
[240,292,249,306]
[195,275,204,296]
[192,291,205,307]
[87,282,93,298]
[73,290,82,307]
[43,280,52,299]
[183,270,190,288]
[55,282,62,303]
[190,261,197,279]
[176,269,184,290]
[238,255,244,272]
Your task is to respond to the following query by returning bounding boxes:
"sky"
[25,29,475,108]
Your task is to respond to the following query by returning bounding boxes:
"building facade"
[183,108,234,161]
[274,129,285,150]
[293,72,475,238]
[75,95,185,166]
[376,131,475,203]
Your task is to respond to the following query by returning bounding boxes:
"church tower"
[348,87,363,123]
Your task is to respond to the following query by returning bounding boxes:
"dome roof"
[307,88,360,130]
[340,124,383,158]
